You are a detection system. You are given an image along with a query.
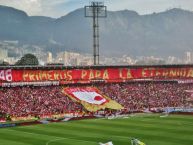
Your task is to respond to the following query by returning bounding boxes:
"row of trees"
[0,54,39,66]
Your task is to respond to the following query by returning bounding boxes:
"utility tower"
[85,1,107,65]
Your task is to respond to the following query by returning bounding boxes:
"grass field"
[0,114,193,145]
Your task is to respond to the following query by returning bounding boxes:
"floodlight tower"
[85,1,107,65]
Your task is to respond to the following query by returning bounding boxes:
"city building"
[0,48,8,61]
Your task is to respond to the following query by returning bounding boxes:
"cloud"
[0,0,192,17]
[0,0,42,15]
[1,0,89,17]
[107,0,193,14]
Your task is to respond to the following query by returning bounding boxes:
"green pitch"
[0,114,193,145]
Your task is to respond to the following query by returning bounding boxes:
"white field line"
[46,138,65,145]
[5,129,97,145]
[45,137,96,145]
[5,125,132,144]
[46,138,64,145]
[45,136,132,145]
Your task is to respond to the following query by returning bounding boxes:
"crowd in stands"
[98,82,193,112]
[0,86,83,118]
[0,81,192,121]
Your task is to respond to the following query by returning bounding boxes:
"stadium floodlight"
[85,2,107,17]
[85,1,107,65]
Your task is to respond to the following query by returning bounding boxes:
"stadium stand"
[0,81,192,121]
[0,86,83,119]
[98,82,193,113]
[0,65,193,122]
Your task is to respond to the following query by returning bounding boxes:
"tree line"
[0,54,39,66]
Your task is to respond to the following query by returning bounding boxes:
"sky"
[0,0,193,18]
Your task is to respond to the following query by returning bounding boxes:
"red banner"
[1,67,193,84]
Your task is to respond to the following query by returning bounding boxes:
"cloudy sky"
[0,0,193,18]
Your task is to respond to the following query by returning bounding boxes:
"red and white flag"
[63,87,123,112]
[64,87,108,105]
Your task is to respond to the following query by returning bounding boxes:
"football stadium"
[0,65,193,145]
[0,1,193,145]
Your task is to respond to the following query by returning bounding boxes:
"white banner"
[72,91,107,105]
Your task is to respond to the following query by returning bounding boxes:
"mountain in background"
[0,5,193,58]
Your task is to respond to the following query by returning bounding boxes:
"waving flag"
[63,87,123,112]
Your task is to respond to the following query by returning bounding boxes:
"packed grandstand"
[0,65,193,123]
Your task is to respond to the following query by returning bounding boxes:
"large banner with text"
[0,67,193,85]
